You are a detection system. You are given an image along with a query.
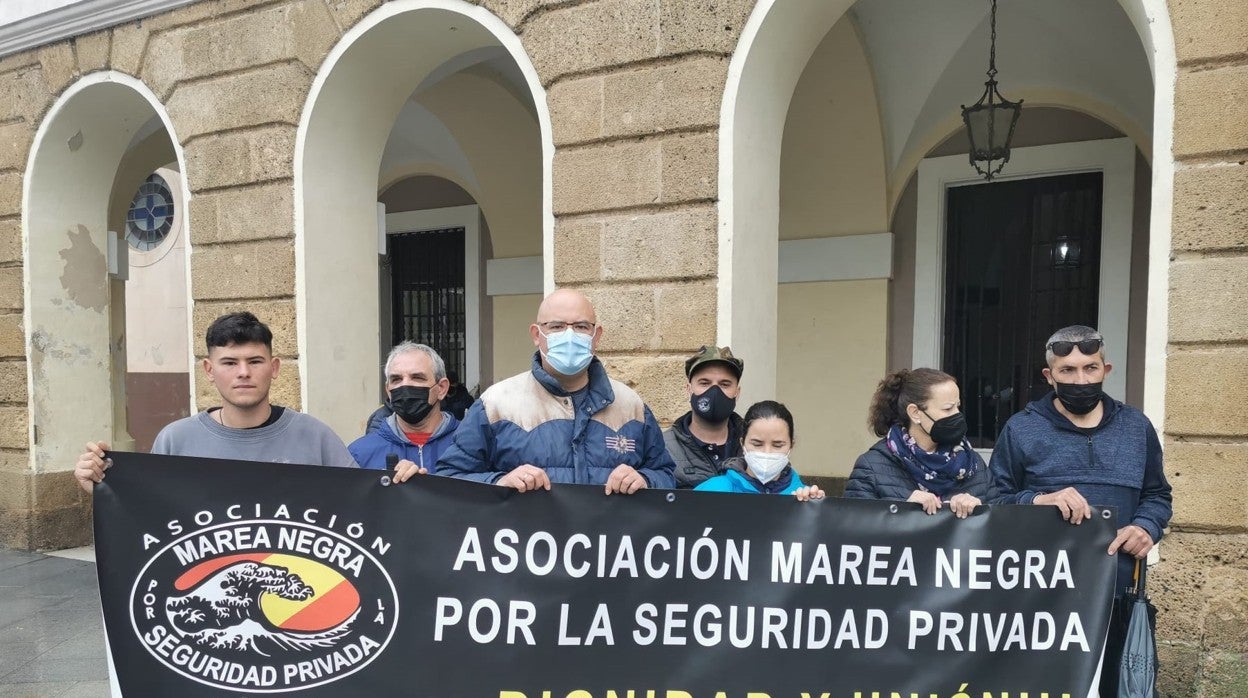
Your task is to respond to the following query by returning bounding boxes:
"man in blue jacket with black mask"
[437,289,675,493]
[349,342,460,480]
[990,324,1171,696]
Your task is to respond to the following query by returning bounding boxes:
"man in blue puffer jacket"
[990,325,1171,697]
[437,290,675,493]
[350,342,460,478]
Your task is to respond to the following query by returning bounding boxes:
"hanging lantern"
[961,0,1023,181]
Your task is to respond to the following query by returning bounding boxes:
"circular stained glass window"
[125,173,175,252]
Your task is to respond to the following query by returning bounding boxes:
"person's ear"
[202,357,214,383]
[591,324,604,351]
[1101,362,1113,378]
[434,377,450,402]
[1041,367,1053,385]
[905,403,923,427]
[529,323,542,348]
[270,357,281,378]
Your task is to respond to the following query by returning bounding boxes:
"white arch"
[22,70,194,471]
[719,0,1174,422]
[294,0,553,437]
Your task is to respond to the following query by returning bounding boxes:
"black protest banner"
[94,452,1117,697]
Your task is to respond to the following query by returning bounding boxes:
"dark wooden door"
[942,172,1103,448]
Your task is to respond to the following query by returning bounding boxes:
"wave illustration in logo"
[166,553,361,656]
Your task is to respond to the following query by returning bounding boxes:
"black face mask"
[1053,381,1103,415]
[691,385,737,424]
[921,409,967,447]
[389,385,434,426]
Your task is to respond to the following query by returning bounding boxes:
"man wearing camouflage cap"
[663,345,746,488]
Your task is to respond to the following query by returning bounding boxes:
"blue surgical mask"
[541,328,595,376]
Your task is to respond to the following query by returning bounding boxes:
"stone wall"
[1156,1,1248,693]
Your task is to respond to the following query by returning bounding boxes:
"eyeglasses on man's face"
[1047,338,1103,357]
[538,321,596,335]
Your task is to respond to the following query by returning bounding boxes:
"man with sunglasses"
[990,324,1171,696]
[437,289,675,493]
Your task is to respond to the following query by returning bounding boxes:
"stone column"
[1156,1,1248,692]
[519,0,753,422]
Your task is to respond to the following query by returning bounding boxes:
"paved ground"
[0,548,110,698]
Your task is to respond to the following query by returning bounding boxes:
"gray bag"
[1118,560,1157,698]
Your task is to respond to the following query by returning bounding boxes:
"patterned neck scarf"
[885,424,979,497]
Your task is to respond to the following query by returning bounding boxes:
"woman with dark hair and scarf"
[845,368,995,517]
[695,400,823,501]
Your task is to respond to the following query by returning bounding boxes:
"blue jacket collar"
[530,352,615,412]
[383,410,460,444]
[1028,390,1120,432]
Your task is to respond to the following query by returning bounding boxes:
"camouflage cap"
[684,345,744,380]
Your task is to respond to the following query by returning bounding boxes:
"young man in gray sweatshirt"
[75,311,356,491]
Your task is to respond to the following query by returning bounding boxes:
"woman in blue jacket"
[695,401,823,501]
[845,368,994,517]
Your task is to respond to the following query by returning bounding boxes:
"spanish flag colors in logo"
[174,553,361,632]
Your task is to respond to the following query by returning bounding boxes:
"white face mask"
[744,451,789,483]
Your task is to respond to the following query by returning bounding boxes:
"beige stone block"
[553,141,661,214]
[324,0,385,33]
[0,470,30,511]
[0,67,47,123]
[191,239,296,301]
[0,119,32,172]
[1172,164,1248,251]
[549,75,603,145]
[0,361,29,405]
[184,125,297,191]
[192,298,299,358]
[0,172,21,217]
[598,354,686,425]
[74,30,112,73]
[1204,566,1248,651]
[0,405,28,449]
[1174,64,1248,159]
[586,285,655,352]
[32,470,85,510]
[553,219,603,284]
[37,42,78,97]
[190,181,295,245]
[1171,0,1248,66]
[1152,532,1248,642]
[1165,349,1248,436]
[177,1,340,79]
[660,131,717,203]
[194,356,302,412]
[167,62,310,141]
[1157,642,1201,697]
[602,56,727,139]
[655,281,715,351]
[0,507,30,549]
[29,503,92,550]
[1201,650,1248,696]
[601,205,716,281]
[477,0,554,29]
[139,28,186,100]
[1167,442,1248,530]
[110,22,148,76]
[0,313,23,358]
[0,449,29,474]
[1170,258,1248,342]
[0,218,19,265]
[658,0,753,55]
[0,267,21,313]
[522,0,659,83]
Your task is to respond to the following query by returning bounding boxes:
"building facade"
[0,0,1243,692]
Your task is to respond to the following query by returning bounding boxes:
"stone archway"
[23,71,192,544]
[296,0,553,437]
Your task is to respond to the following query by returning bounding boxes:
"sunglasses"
[1047,338,1103,357]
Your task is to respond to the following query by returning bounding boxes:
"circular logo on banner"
[130,519,398,693]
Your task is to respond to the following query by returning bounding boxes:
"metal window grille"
[942,172,1103,448]
[389,227,466,382]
